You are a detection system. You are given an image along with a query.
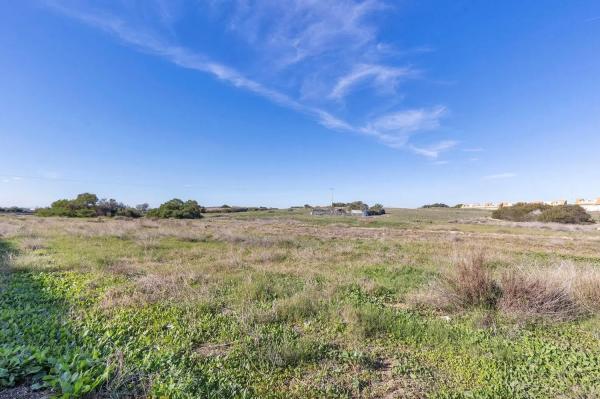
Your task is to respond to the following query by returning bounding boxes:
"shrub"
[342,303,396,339]
[441,252,501,309]
[36,193,100,217]
[248,332,326,369]
[493,203,593,224]
[135,203,150,214]
[273,291,322,322]
[367,204,386,216]
[418,253,593,322]
[537,205,594,224]
[146,199,203,219]
[115,207,143,218]
[0,207,31,214]
[35,193,142,218]
[97,198,127,217]
[491,202,550,222]
[572,268,600,313]
[422,203,449,208]
[332,201,367,210]
[499,270,579,322]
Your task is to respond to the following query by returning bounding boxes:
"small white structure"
[576,198,600,212]
[350,209,368,216]
[546,200,567,206]
[462,202,499,210]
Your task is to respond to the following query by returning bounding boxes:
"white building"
[576,198,600,212]
[462,202,499,210]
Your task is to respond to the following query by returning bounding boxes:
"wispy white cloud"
[329,64,415,99]
[462,147,484,153]
[227,0,386,66]
[482,173,516,181]
[45,0,458,157]
[361,106,448,148]
[1,176,24,183]
[409,140,458,159]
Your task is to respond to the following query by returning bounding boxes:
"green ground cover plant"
[1,209,600,398]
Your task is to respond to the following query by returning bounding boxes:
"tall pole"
[329,187,334,207]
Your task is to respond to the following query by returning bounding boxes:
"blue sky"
[1,1,600,208]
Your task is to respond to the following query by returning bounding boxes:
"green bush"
[35,193,142,218]
[537,205,593,224]
[367,204,386,216]
[493,203,593,224]
[115,207,143,218]
[36,194,99,217]
[146,199,204,219]
[491,202,550,222]
[0,207,31,214]
[422,203,449,208]
[332,201,367,210]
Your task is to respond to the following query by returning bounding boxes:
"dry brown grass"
[418,251,600,322]
[499,269,579,322]
[18,236,47,251]
[101,270,211,309]
[3,214,600,324]
[414,251,501,311]
[572,269,600,313]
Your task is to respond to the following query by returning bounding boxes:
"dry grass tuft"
[417,251,600,322]
[19,237,47,251]
[342,304,396,339]
[499,269,579,322]
[101,271,209,308]
[572,268,600,313]
[417,251,501,311]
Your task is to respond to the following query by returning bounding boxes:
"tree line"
[35,193,204,219]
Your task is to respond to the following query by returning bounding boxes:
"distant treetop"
[146,199,204,219]
[36,193,143,218]
[421,203,449,208]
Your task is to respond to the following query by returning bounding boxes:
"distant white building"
[576,198,600,212]
[310,207,368,216]
[462,202,499,210]
[545,200,567,206]
[350,209,368,216]
[462,198,600,212]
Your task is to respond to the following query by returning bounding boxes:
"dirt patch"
[0,386,51,399]
[195,342,232,357]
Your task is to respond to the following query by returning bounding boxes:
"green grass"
[1,212,600,398]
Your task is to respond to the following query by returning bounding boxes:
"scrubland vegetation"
[420,203,449,209]
[492,203,594,224]
[0,207,31,214]
[1,208,600,398]
[35,193,146,218]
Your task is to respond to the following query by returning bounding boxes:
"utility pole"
[329,187,334,207]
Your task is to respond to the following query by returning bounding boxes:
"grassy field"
[1,209,600,398]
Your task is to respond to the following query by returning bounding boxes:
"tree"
[136,203,150,214]
[116,207,143,218]
[147,199,204,219]
[97,198,125,217]
[72,193,99,209]
[368,204,386,216]
[422,203,449,208]
[537,205,593,224]
[36,193,139,218]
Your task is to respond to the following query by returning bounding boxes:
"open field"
[1,209,600,398]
